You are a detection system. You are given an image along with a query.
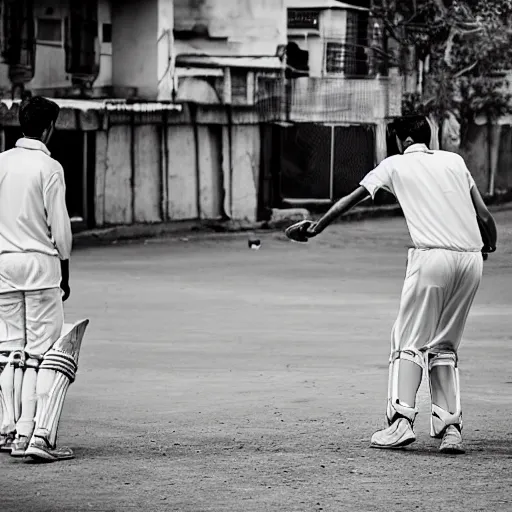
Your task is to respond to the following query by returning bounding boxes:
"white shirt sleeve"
[359,161,394,199]
[462,160,476,190]
[44,166,72,260]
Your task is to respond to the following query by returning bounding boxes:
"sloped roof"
[0,98,182,113]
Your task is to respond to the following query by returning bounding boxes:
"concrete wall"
[111,0,158,99]
[459,122,501,196]
[30,0,71,90]
[157,0,174,100]
[93,105,263,227]
[96,0,113,88]
[174,0,287,57]
[286,7,352,78]
[288,34,324,78]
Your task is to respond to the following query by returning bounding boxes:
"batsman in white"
[0,96,89,462]
[301,115,497,454]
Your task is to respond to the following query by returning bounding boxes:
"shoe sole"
[439,444,465,455]
[371,435,416,449]
[25,446,75,462]
[10,449,27,458]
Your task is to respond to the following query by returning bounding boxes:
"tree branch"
[444,28,457,67]
[432,0,448,15]
[454,61,478,78]
[382,18,405,44]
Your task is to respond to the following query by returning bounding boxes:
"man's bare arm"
[310,186,370,235]
[470,186,497,250]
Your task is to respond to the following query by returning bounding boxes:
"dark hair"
[19,96,60,138]
[388,115,431,147]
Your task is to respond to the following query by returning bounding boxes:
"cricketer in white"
[0,96,89,462]
[303,115,497,454]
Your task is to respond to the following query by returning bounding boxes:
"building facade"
[0,0,404,228]
[261,0,400,206]
[0,0,289,229]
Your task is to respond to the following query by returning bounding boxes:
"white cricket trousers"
[391,248,483,360]
[0,288,64,357]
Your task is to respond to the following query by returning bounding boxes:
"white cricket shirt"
[0,138,72,293]
[360,143,483,252]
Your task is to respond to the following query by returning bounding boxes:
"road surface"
[1,212,512,511]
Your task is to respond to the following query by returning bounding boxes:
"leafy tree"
[371,0,512,123]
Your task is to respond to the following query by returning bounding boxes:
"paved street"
[1,212,512,512]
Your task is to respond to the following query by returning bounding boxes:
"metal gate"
[277,122,375,203]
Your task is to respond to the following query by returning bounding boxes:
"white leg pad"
[429,352,462,438]
[0,351,25,437]
[29,319,89,450]
[387,349,425,425]
[15,364,40,438]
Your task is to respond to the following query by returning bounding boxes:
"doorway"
[4,128,95,230]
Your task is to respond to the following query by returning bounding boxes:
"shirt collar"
[15,138,51,156]
[403,143,434,155]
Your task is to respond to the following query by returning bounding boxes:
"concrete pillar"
[112,0,174,100]
[157,0,174,101]
[387,66,402,118]
[375,121,387,164]
[112,0,158,99]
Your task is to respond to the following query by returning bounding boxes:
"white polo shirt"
[360,144,483,252]
[0,138,72,293]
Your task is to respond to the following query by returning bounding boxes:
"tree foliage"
[371,0,512,121]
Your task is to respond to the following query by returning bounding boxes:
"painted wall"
[111,0,158,99]
[174,0,287,57]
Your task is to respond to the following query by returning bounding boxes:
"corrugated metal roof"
[1,98,182,113]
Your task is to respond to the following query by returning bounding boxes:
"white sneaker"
[439,425,465,454]
[370,417,416,449]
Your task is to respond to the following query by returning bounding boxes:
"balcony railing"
[255,75,400,123]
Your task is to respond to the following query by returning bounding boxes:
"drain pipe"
[189,103,201,219]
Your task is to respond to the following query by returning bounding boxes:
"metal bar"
[82,131,88,225]
[130,112,136,223]
[329,125,335,200]
[487,116,495,197]
[282,198,332,205]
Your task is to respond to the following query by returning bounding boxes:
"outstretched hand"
[285,220,319,243]
[305,221,320,238]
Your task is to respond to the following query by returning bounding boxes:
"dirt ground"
[1,212,512,512]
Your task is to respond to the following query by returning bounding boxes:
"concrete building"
[285,0,371,78]
[0,0,406,226]
[0,0,287,229]
[258,0,401,206]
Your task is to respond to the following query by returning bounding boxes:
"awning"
[175,55,284,70]
[286,0,369,10]
[0,98,182,113]
[175,67,224,78]
[0,98,183,130]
